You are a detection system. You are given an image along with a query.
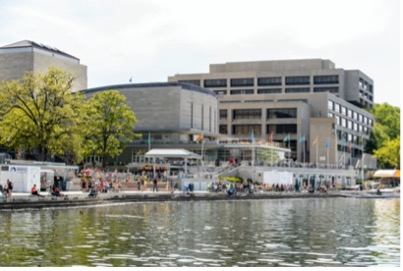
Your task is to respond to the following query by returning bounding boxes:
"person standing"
[153,178,158,192]
[169,179,174,193]
[6,179,13,197]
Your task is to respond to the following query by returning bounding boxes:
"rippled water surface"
[0,198,400,267]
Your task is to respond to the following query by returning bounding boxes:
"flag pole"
[251,130,255,167]
[201,134,204,166]
[303,137,305,165]
[316,140,318,168]
[326,139,329,168]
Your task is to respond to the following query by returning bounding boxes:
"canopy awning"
[373,169,400,178]
[145,148,202,160]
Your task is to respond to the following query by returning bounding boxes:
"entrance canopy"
[145,149,202,160]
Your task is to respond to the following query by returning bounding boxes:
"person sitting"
[88,187,98,198]
[31,184,45,197]
[51,185,62,197]
[227,188,237,196]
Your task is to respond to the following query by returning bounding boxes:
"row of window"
[328,113,371,134]
[336,130,366,145]
[214,87,339,96]
[328,100,373,126]
[180,75,340,88]
[359,90,373,101]
[219,124,299,136]
[221,108,298,120]
[359,78,373,93]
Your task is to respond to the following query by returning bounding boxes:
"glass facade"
[267,108,297,119]
[233,109,261,119]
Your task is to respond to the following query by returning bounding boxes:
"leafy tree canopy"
[0,68,85,162]
[366,103,400,169]
[82,90,138,166]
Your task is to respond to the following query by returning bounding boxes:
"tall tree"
[82,90,138,167]
[365,103,400,168]
[0,68,85,161]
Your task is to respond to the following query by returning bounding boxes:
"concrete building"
[0,40,87,91]
[168,59,374,168]
[83,82,290,167]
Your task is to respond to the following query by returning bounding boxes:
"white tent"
[145,149,202,160]
[144,149,202,176]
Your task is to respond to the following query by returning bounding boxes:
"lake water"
[0,197,400,267]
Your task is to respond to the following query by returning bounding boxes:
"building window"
[204,79,227,88]
[219,109,227,119]
[347,109,352,118]
[313,87,338,93]
[233,109,261,119]
[285,88,310,93]
[313,75,339,84]
[267,108,297,119]
[258,88,281,94]
[335,103,340,113]
[219,125,228,134]
[257,77,282,86]
[336,115,340,125]
[214,90,227,95]
[285,76,310,85]
[341,118,346,127]
[232,125,261,136]
[328,100,334,110]
[340,106,346,115]
[348,120,352,129]
[230,89,254,95]
[231,78,254,87]
[328,112,334,118]
[178,80,201,86]
[268,124,297,134]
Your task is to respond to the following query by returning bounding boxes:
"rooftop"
[82,82,217,97]
[0,40,79,61]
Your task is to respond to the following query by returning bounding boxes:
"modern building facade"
[0,40,87,91]
[168,59,374,167]
[83,82,289,167]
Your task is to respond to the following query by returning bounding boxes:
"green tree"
[365,103,400,168]
[0,68,85,162]
[373,136,400,169]
[82,90,138,167]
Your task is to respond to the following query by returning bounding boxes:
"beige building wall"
[168,59,374,166]
[33,52,87,91]
[0,52,33,81]
[0,41,87,91]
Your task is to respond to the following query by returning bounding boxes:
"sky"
[0,0,400,107]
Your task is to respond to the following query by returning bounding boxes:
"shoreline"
[0,190,400,210]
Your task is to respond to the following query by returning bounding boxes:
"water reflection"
[0,198,400,267]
